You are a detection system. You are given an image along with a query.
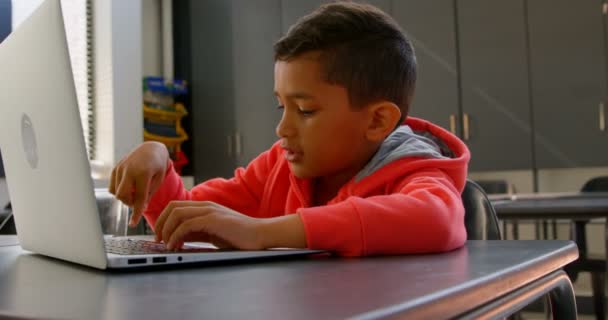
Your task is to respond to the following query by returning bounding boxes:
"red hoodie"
[143,117,470,256]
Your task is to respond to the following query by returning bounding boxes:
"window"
[12,0,94,158]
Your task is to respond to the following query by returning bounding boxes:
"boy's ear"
[365,102,401,142]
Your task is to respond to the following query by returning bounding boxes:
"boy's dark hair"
[274,1,416,123]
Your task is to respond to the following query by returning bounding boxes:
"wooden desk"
[491,192,608,318]
[490,192,608,220]
[490,193,608,259]
[0,238,578,319]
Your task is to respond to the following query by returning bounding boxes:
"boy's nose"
[276,111,295,138]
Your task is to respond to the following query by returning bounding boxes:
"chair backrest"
[474,179,514,194]
[581,176,608,192]
[462,180,501,240]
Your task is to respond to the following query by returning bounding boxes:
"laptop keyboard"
[105,238,217,255]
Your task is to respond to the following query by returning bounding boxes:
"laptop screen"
[0,152,4,178]
[0,0,9,178]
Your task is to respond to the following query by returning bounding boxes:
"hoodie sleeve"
[297,169,466,256]
[142,147,277,229]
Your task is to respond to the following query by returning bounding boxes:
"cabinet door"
[392,1,460,134]
[281,1,390,34]
[528,0,608,168]
[281,0,324,34]
[232,0,282,167]
[457,0,533,171]
[189,0,237,180]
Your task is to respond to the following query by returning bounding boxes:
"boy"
[109,2,470,256]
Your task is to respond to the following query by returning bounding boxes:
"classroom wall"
[468,170,535,193]
[10,0,41,28]
[142,0,162,77]
[468,167,608,193]
[538,167,608,192]
[94,0,143,172]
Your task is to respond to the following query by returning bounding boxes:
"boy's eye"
[276,105,315,116]
[298,109,316,116]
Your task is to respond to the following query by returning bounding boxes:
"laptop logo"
[21,113,39,169]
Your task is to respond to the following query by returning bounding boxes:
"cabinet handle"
[463,113,470,141]
[449,114,456,134]
[227,135,233,156]
[235,132,242,156]
[601,102,606,131]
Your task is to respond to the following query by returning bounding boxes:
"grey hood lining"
[355,125,453,182]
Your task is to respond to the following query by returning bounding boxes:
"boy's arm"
[153,201,308,250]
[142,146,277,229]
[141,161,192,228]
[296,169,467,256]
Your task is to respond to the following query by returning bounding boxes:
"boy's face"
[274,52,374,181]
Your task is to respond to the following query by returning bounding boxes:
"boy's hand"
[108,141,170,227]
[154,201,265,250]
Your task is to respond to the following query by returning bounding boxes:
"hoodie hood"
[355,117,469,186]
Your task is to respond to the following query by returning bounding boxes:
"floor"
[520,312,595,319]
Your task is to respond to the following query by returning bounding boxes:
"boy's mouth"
[281,146,302,162]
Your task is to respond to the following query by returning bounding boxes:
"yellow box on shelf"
[143,102,189,154]
[143,103,188,123]
[143,127,188,153]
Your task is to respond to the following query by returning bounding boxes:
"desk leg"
[461,270,576,320]
[603,217,608,316]
[547,275,577,320]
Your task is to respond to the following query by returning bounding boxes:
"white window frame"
[12,0,143,183]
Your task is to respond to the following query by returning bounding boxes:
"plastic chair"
[474,179,520,239]
[0,202,14,235]
[462,180,501,240]
[475,179,510,195]
[565,176,608,320]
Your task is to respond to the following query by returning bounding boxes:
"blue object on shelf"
[144,76,187,95]
[144,120,180,137]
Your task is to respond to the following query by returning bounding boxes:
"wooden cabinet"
[232,0,282,168]
[189,0,238,180]
[392,1,460,138]
[281,0,391,33]
[281,0,324,34]
[188,0,283,180]
[527,0,608,168]
[456,0,533,171]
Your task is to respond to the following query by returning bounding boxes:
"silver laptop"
[0,0,323,269]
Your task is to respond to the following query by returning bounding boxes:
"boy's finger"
[108,167,117,194]
[166,216,209,250]
[130,177,151,227]
[161,206,212,244]
[154,201,208,242]
[154,201,176,242]
[128,208,141,228]
[115,169,134,206]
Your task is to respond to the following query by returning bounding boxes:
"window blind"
[12,0,94,158]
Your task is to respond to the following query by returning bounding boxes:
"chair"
[474,179,512,239]
[462,180,501,240]
[0,202,14,235]
[565,176,608,320]
[475,179,511,195]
